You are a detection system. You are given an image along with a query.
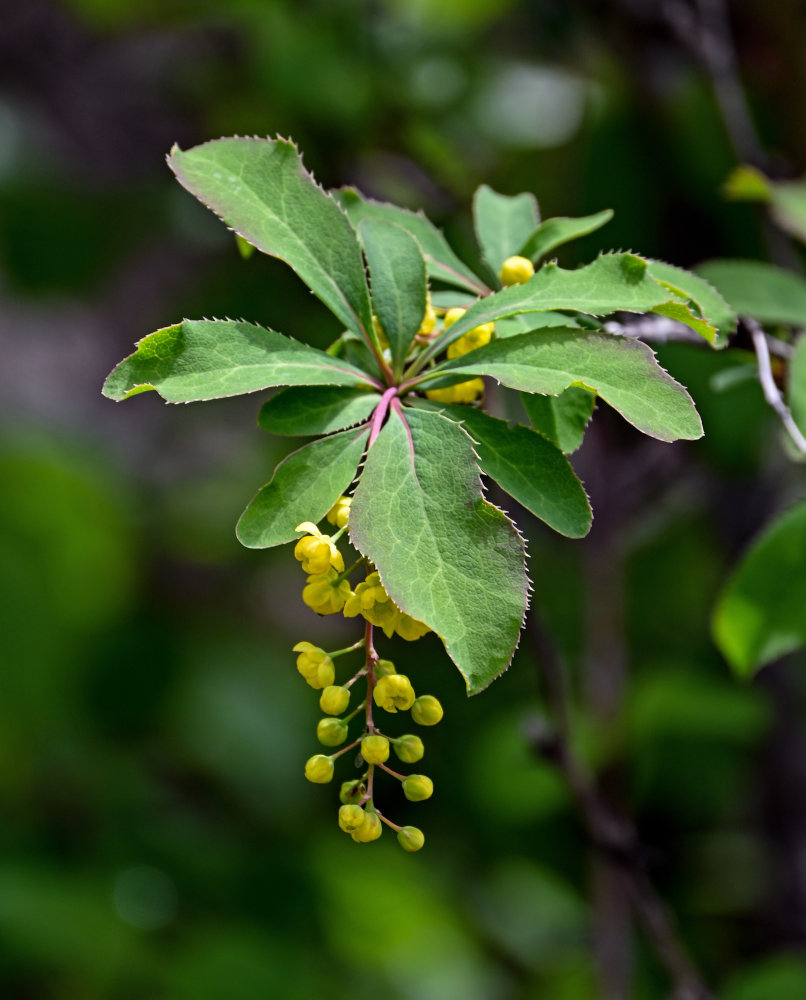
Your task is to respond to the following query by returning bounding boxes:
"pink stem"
[368,387,398,447]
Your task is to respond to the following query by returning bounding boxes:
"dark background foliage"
[1,1,806,997]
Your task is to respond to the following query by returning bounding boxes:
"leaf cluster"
[104,137,735,692]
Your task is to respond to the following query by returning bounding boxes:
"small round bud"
[301,570,352,616]
[394,734,425,763]
[338,804,366,833]
[352,809,382,843]
[403,774,433,801]
[294,532,344,575]
[320,685,351,715]
[443,307,466,329]
[317,717,349,747]
[361,734,390,765]
[373,673,416,713]
[425,378,484,405]
[397,826,425,852]
[418,302,437,336]
[326,495,352,529]
[411,695,444,726]
[304,754,334,783]
[339,779,366,805]
[395,614,430,641]
[374,658,397,679]
[499,255,535,286]
[293,642,335,689]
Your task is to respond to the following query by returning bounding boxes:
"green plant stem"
[330,638,365,659]
[329,737,362,761]
[377,761,405,781]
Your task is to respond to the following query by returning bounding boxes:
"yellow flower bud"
[319,685,351,715]
[294,523,344,575]
[351,809,382,843]
[338,803,366,833]
[443,307,466,329]
[402,774,433,801]
[372,315,390,351]
[361,734,390,764]
[339,779,365,805]
[499,255,535,286]
[397,826,425,852]
[425,378,484,405]
[373,673,416,713]
[446,322,494,360]
[343,572,399,634]
[411,695,444,726]
[304,754,334,783]
[418,300,437,336]
[394,734,424,763]
[395,614,430,642]
[326,495,352,529]
[317,717,349,746]
[374,658,397,679]
[302,569,352,616]
[293,642,335,688]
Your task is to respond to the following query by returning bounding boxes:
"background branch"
[525,614,715,1000]
[746,317,806,456]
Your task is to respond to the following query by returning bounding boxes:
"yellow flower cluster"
[291,498,443,851]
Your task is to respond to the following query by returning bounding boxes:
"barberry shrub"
[103,136,737,846]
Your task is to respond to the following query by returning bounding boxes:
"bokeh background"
[2,1,806,997]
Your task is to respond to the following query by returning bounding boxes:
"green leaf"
[422,253,702,363]
[521,387,596,453]
[695,260,806,326]
[712,501,806,676]
[496,313,582,337]
[789,334,806,438]
[103,319,374,403]
[427,330,702,442]
[236,426,369,548]
[723,166,806,245]
[336,188,490,296]
[473,185,540,276]
[359,219,427,374]
[769,181,806,244]
[424,404,592,538]
[257,386,379,436]
[350,408,529,693]
[519,210,614,263]
[168,138,374,345]
[646,259,735,347]
[722,164,773,203]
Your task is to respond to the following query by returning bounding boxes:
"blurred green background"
[2,1,806,997]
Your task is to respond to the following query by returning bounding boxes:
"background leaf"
[521,387,596,454]
[473,184,540,276]
[789,334,806,437]
[258,386,378,436]
[429,329,703,442]
[236,427,369,549]
[103,320,373,403]
[695,260,806,326]
[359,219,427,374]
[712,501,806,676]
[519,210,614,263]
[349,408,529,693]
[336,188,490,295]
[424,403,592,538]
[169,138,375,344]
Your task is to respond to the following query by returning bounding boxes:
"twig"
[660,0,801,270]
[525,615,715,1000]
[746,317,806,456]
